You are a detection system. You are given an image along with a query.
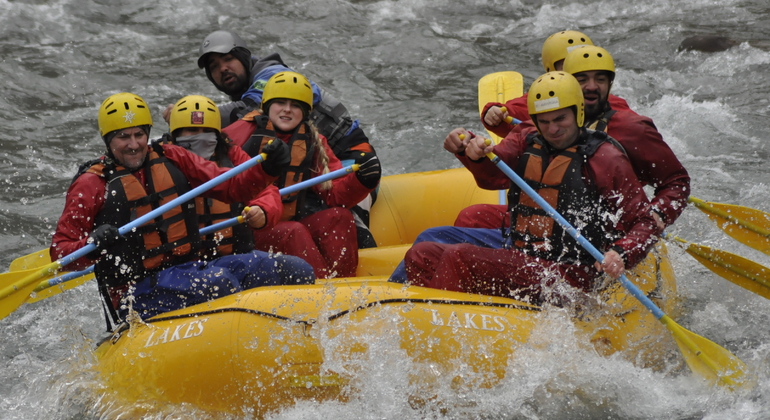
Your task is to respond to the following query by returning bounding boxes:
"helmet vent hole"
[549,91,555,97]
[122,102,129,110]
[536,93,541,99]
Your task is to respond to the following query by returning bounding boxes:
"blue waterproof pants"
[126,250,314,320]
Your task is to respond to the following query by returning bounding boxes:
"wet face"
[206,53,249,96]
[268,99,304,132]
[109,127,148,171]
[572,70,612,121]
[534,108,580,150]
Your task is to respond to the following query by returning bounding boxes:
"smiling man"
[390,72,658,304]
[49,92,308,328]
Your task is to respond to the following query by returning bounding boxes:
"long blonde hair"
[307,121,332,191]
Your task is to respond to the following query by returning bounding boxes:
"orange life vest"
[85,145,200,288]
[241,115,316,221]
[506,131,616,265]
[154,134,255,259]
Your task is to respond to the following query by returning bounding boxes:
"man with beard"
[455,45,690,234]
[175,29,378,249]
[480,30,634,132]
[560,45,689,232]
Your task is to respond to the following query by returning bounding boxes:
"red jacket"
[223,119,374,209]
[598,110,689,226]
[481,96,689,228]
[227,142,283,229]
[457,127,658,269]
[50,143,278,270]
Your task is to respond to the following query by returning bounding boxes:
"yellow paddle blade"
[5,247,94,304]
[26,272,95,304]
[0,263,60,320]
[9,248,50,271]
[689,196,770,256]
[670,236,770,300]
[5,249,94,303]
[660,316,752,389]
[477,71,524,143]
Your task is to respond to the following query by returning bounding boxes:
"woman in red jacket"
[223,72,381,278]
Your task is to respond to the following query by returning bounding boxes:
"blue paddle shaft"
[44,164,357,288]
[489,153,665,320]
[277,164,356,196]
[55,153,266,269]
[43,266,94,288]
[200,164,356,235]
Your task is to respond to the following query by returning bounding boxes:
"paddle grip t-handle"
[499,107,523,125]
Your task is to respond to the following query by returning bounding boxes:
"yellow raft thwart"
[94,168,677,417]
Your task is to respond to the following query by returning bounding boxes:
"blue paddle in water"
[476,136,750,388]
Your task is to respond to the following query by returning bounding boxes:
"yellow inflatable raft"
[94,168,677,417]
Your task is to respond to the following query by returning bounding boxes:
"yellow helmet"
[541,30,593,72]
[527,71,585,129]
[98,92,153,137]
[563,45,615,77]
[260,71,314,112]
[169,95,221,134]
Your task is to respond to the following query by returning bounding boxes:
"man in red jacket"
[391,73,658,303]
[480,30,633,133]
[50,93,313,327]
[458,44,689,234]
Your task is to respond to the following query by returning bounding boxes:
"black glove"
[260,140,291,177]
[87,224,122,258]
[354,152,381,189]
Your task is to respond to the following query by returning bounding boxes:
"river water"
[2,0,770,419]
